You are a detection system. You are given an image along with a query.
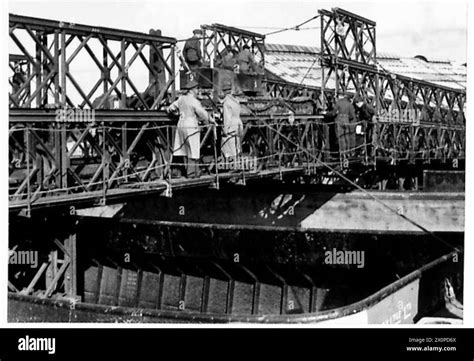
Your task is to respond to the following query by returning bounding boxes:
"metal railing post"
[101,124,107,205]
[213,123,220,190]
[25,126,31,217]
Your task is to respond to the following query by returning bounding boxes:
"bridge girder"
[9,14,177,110]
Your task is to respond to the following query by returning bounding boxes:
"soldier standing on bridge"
[167,79,215,178]
[215,46,239,96]
[216,46,237,70]
[220,80,243,159]
[329,92,356,160]
[12,65,26,95]
[183,29,203,71]
[353,95,376,158]
[237,45,257,74]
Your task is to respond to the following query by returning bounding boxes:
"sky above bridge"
[8,0,467,62]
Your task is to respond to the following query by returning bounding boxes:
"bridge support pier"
[64,233,78,297]
[10,222,79,301]
[43,231,78,299]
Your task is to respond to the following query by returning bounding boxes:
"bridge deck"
[9,167,305,212]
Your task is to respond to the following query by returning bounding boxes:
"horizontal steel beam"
[321,58,466,95]
[10,14,177,44]
[9,108,325,123]
[9,54,28,62]
[9,109,171,123]
[202,23,265,40]
[9,184,167,212]
[9,168,306,212]
[332,7,377,26]
[319,8,376,27]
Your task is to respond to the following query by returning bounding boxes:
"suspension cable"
[264,15,320,36]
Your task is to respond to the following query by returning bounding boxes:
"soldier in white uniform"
[220,81,243,159]
[167,80,213,178]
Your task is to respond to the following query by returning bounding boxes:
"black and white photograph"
[5,0,469,331]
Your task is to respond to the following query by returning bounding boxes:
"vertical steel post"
[64,232,77,296]
[278,123,282,179]
[120,39,126,108]
[41,34,48,105]
[320,13,332,162]
[103,41,108,98]
[374,73,380,167]
[53,31,60,106]
[122,122,128,182]
[170,45,176,101]
[373,20,377,61]
[102,124,107,204]
[120,39,128,182]
[45,250,58,291]
[25,126,31,217]
[213,31,218,69]
[60,31,68,189]
[320,13,326,111]
[310,120,316,173]
[35,31,42,108]
[240,128,246,185]
[212,124,220,190]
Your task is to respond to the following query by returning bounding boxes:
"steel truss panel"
[201,23,265,68]
[9,14,177,110]
[9,112,327,210]
[318,7,465,161]
[319,7,377,66]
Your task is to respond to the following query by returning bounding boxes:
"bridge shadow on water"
[116,179,344,229]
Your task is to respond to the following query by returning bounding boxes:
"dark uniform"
[329,94,356,156]
[216,46,236,70]
[12,68,26,94]
[354,96,375,157]
[215,47,239,96]
[237,46,257,74]
[183,30,203,71]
